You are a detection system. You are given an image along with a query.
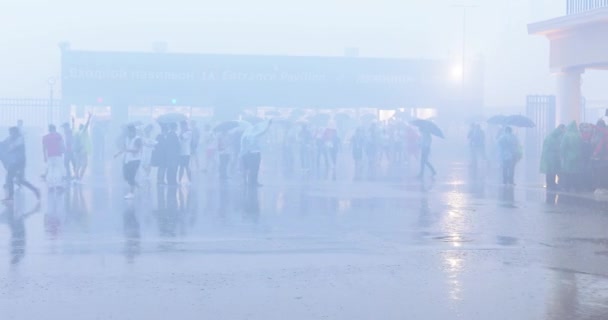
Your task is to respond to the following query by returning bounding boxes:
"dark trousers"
[166,165,178,186]
[123,161,140,187]
[157,164,177,185]
[243,152,261,186]
[419,149,436,177]
[5,164,38,199]
[157,165,167,184]
[219,154,230,180]
[502,159,515,185]
[546,172,558,189]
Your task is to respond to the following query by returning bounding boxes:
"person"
[202,124,216,173]
[298,124,314,174]
[540,125,566,190]
[2,127,40,202]
[165,123,181,186]
[73,113,93,182]
[559,121,583,191]
[117,125,142,199]
[352,127,365,181]
[61,122,75,180]
[153,124,169,185]
[141,124,157,181]
[217,131,231,181]
[190,121,201,170]
[42,124,65,191]
[417,131,436,179]
[468,124,486,169]
[497,126,521,186]
[178,120,193,185]
[240,120,272,187]
[592,120,608,192]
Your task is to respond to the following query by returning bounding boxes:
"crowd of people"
[540,120,608,192]
[6,110,608,202]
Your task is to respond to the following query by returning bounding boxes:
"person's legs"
[157,165,167,185]
[546,172,557,189]
[219,154,230,180]
[419,150,429,177]
[16,166,40,199]
[242,153,251,185]
[251,152,262,186]
[166,164,178,186]
[4,168,16,200]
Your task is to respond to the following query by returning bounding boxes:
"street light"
[48,77,56,124]
[452,4,478,89]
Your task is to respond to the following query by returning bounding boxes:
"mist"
[2,1,608,319]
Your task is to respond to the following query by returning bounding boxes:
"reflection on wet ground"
[1,161,608,319]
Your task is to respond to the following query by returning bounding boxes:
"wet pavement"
[1,161,608,320]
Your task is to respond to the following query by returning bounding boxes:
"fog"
[2,0,606,107]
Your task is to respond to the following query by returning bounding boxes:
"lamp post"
[48,77,56,124]
[452,4,478,90]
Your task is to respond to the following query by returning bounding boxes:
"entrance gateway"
[60,47,484,123]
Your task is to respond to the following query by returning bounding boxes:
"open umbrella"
[265,110,281,117]
[214,120,251,133]
[157,113,187,124]
[308,113,331,126]
[505,115,535,128]
[487,115,508,125]
[410,119,445,139]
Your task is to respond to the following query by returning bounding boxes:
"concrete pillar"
[556,68,583,125]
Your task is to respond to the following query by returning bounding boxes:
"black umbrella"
[265,110,281,117]
[213,120,251,133]
[157,113,187,124]
[487,115,508,125]
[505,115,535,128]
[308,113,331,126]
[410,119,445,139]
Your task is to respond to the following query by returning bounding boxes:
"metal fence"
[525,95,557,161]
[0,98,63,128]
[567,0,608,15]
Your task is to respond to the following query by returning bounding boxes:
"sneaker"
[124,193,135,200]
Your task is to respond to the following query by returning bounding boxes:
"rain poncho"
[540,126,564,174]
[560,121,583,174]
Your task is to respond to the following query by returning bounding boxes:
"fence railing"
[567,0,608,15]
[0,98,63,128]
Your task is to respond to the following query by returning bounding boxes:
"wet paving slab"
[1,164,608,319]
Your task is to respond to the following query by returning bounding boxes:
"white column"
[555,69,583,125]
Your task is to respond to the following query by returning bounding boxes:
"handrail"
[567,0,608,15]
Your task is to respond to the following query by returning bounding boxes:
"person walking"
[540,124,566,190]
[240,120,272,187]
[190,121,201,170]
[2,127,40,202]
[217,131,231,181]
[141,124,157,181]
[417,131,436,179]
[468,124,486,169]
[42,124,65,192]
[352,128,365,181]
[61,122,75,181]
[165,123,181,186]
[498,126,521,186]
[117,125,142,199]
[153,124,169,185]
[73,113,93,182]
[178,120,193,185]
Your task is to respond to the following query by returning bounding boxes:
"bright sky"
[1,0,605,108]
